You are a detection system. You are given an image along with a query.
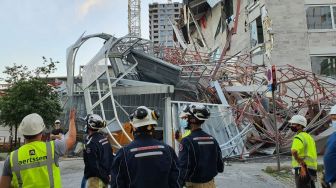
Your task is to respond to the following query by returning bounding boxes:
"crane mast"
[128,0,141,37]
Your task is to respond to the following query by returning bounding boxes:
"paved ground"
[2,157,324,188]
[217,161,291,188]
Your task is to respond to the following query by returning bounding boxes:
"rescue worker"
[50,119,64,140]
[0,109,77,188]
[323,105,336,188]
[289,114,318,188]
[175,116,191,142]
[178,104,224,188]
[110,106,181,188]
[83,114,113,188]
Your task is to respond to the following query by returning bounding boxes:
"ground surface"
[216,162,291,188]
[0,157,299,188]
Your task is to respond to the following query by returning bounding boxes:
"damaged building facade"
[178,0,336,76]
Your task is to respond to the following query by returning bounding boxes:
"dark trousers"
[294,168,316,188]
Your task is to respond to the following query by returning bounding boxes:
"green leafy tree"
[0,57,61,149]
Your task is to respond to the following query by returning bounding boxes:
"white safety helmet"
[179,104,210,121]
[54,119,61,124]
[329,105,336,115]
[19,113,46,136]
[85,114,106,130]
[129,106,159,128]
[289,115,307,127]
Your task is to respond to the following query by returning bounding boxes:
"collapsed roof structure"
[64,33,245,157]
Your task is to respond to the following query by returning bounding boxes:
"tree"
[0,57,61,149]
[3,56,59,84]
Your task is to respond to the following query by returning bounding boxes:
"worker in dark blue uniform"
[83,114,114,188]
[178,104,224,188]
[323,105,336,188]
[110,106,181,188]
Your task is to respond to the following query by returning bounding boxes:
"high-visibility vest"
[10,141,62,188]
[182,130,191,138]
[291,132,318,170]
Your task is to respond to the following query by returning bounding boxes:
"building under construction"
[149,1,183,46]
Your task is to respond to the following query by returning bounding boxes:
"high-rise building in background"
[149,2,182,47]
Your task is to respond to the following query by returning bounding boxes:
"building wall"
[265,0,311,70]
[226,0,336,73]
[247,0,336,73]
[149,2,182,47]
[306,0,336,56]
[309,32,336,55]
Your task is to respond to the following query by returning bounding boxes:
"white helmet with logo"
[129,106,159,128]
[85,114,106,130]
[289,115,307,127]
[179,104,210,121]
[19,113,46,136]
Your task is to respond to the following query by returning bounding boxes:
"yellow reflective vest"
[10,141,61,188]
[291,132,318,170]
[182,130,191,138]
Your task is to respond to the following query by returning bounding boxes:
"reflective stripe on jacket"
[179,129,224,184]
[10,141,61,188]
[291,132,318,170]
[111,134,181,188]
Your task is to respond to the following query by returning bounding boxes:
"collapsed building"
[161,0,336,154]
[60,0,336,158]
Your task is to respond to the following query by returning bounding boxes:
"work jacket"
[10,141,61,188]
[83,132,114,184]
[291,131,318,170]
[179,128,224,184]
[111,134,181,188]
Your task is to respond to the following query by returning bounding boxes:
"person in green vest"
[0,109,77,188]
[289,114,318,188]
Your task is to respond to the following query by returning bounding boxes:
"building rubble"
[62,32,336,159]
[154,0,336,157]
[61,0,336,158]
[159,46,336,156]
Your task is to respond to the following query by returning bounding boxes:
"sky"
[0,0,181,82]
